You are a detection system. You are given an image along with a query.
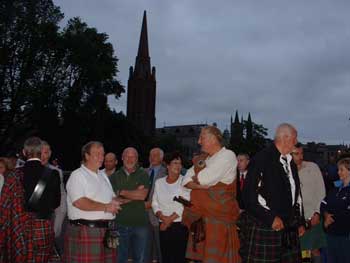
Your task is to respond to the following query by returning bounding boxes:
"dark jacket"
[22,160,61,217]
[243,144,302,227]
[321,183,350,236]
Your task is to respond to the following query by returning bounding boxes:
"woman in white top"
[152,151,190,263]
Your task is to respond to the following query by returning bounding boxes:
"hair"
[81,141,103,162]
[274,123,297,141]
[237,153,250,160]
[23,137,42,158]
[150,147,164,160]
[202,125,224,146]
[0,157,10,174]
[337,157,350,171]
[122,147,139,159]
[294,142,303,148]
[164,151,183,165]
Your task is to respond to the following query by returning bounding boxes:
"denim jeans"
[117,225,149,263]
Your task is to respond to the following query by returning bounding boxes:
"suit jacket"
[243,144,301,227]
[236,169,247,210]
[22,160,61,217]
[145,165,167,226]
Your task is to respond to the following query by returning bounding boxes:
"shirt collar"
[27,158,41,162]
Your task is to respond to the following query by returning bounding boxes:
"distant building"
[127,11,156,136]
[156,124,206,159]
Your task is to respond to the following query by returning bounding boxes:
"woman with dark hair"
[152,151,190,263]
[321,157,350,263]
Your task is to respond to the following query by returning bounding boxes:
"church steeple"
[127,11,156,136]
[133,10,153,80]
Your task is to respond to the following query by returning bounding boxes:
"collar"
[27,158,41,162]
[81,164,99,176]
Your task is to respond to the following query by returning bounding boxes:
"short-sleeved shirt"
[109,167,149,226]
[66,165,115,220]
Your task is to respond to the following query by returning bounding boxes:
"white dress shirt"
[152,176,190,222]
[66,165,115,220]
[182,147,237,187]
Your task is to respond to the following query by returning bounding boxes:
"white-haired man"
[145,147,167,263]
[242,123,305,263]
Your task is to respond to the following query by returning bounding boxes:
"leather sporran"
[190,217,206,251]
[103,221,119,249]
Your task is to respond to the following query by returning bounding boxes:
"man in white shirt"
[64,141,121,263]
[292,143,326,263]
[182,125,240,263]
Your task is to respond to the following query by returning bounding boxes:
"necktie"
[240,173,245,191]
[281,156,290,175]
[146,168,155,200]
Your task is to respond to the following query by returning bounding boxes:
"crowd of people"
[0,123,349,263]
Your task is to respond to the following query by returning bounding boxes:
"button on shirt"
[182,147,237,187]
[66,165,115,220]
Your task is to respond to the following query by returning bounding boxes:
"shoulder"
[136,167,148,176]
[220,147,237,160]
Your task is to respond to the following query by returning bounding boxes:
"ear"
[22,149,26,158]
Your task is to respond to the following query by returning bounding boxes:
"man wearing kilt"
[182,125,241,263]
[241,123,305,263]
[64,141,121,263]
[0,137,61,263]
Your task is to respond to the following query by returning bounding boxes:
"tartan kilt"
[300,221,327,250]
[238,213,302,263]
[185,216,241,263]
[25,215,59,263]
[63,224,117,263]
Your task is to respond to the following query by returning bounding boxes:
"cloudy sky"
[54,0,350,144]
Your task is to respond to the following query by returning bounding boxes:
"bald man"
[241,123,304,263]
[102,152,118,177]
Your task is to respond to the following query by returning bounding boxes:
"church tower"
[127,11,156,136]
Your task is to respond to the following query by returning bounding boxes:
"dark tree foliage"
[0,0,147,170]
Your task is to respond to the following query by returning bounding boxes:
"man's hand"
[105,200,121,214]
[298,225,306,237]
[310,212,320,226]
[271,216,284,231]
[324,212,334,228]
[145,201,152,209]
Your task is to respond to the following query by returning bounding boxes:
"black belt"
[69,219,110,228]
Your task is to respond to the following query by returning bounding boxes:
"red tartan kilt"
[25,215,55,263]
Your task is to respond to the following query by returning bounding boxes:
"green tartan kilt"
[63,224,117,263]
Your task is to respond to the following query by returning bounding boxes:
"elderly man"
[182,125,241,263]
[64,141,120,263]
[41,141,67,255]
[109,147,150,263]
[0,137,61,262]
[242,123,304,263]
[102,152,118,177]
[144,147,167,263]
[292,143,326,263]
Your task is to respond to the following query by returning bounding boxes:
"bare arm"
[184,181,209,190]
[120,185,148,200]
[73,197,120,214]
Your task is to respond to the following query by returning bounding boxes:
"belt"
[69,219,110,228]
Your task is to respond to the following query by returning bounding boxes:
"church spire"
[137,10,149,58]
[133,10,152,79]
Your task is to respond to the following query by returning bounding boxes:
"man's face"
[292,147,303,166]
[167,158,182,176]
[104,153,117,171]
[41,145,51,165]
[237,155,249,172]
[285,132,298,154]
[198,131,214,153]
[149,149,162,166]
[86,145,105,169]
[123,149,138,170]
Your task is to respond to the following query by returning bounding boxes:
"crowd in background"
[0,123,349,263]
